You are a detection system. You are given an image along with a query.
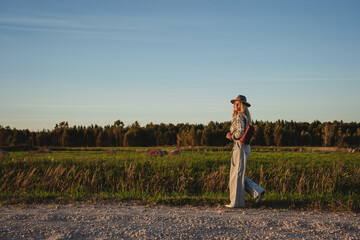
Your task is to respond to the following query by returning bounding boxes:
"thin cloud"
[0,25,99,35]
[252,78,360,82]
[0,17,142,31]
[0,16,181,42]
[0,25,173,42]
[0,17,68,27]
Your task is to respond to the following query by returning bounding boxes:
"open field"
[0,147,359,212]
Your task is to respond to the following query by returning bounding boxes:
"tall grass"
[0,150,359,211]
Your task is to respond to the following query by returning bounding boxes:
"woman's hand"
[226,132,233,140]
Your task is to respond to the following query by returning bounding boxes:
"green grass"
[1,149,359,212]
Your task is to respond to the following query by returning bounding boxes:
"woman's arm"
[231,114,245,140]
[226,132,233,140]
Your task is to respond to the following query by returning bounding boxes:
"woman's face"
[233,101,242,112]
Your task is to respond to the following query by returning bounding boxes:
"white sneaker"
[225,204,235,208]
[256,192,264,203]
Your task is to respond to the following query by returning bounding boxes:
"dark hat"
[230,95,251,107]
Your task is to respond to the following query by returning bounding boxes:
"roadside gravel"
[0,204,359,239]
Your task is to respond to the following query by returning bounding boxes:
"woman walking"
[225,95,265,208]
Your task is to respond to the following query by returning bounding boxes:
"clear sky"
[1,0,359,131]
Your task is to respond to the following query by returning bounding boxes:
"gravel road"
[1,204,359,239]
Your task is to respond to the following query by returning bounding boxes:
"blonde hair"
[232,102,253,126]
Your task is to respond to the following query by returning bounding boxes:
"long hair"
[232,102,253,126]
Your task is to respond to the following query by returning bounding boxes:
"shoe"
[225,204,235,208]
[255,191,264,203]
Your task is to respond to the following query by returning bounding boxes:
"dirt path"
[1,204,359,239]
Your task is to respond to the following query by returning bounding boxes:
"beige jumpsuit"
[229,114,264,207]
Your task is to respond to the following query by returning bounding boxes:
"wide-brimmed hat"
[230,95,251,107]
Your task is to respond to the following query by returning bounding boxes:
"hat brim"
[230,99,251,107]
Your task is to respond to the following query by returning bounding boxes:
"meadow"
[0,148,359,212]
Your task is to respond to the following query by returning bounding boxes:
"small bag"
[240,116,255,145]
[240,125,255,144]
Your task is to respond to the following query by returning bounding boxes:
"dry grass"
[0,150,359,211]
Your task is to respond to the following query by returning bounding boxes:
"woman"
[225,95,265,208]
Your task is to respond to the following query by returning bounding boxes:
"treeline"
[0,120,359,148]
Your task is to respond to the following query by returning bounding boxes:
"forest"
[0,120,359,148]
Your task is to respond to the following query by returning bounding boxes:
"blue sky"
[1,0,359,130]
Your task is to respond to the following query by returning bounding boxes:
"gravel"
[0,204,359,239]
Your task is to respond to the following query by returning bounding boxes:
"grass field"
[1,147,359,212]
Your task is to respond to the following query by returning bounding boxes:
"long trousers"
[229,142,265,207]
